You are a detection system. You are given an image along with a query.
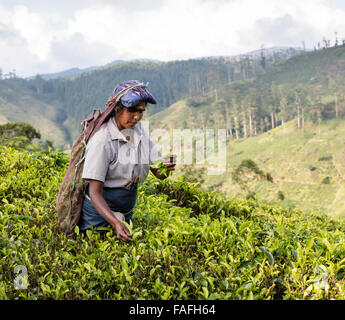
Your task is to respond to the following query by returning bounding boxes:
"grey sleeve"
[82,137,111,182]
[149,138,162,164]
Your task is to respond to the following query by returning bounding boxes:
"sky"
[1,0,345,77]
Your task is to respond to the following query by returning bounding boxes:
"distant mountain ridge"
[190,46,305,61]
[26,60,125,80]
[26,59,160,80]
[26,47,302,81]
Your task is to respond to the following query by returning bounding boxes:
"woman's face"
[115,101,147,130]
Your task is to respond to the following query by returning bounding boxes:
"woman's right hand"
[88,180,135,243]
[113,220,135,242]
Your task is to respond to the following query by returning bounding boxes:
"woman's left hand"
[162,162,176,172]
[150,162,176,180]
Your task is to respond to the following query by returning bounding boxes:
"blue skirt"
[78,185,137,231]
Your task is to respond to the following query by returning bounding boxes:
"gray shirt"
[82,117,162,188]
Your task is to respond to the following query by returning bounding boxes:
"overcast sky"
[1,0,345,77]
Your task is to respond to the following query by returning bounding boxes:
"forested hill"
[0,47,302,149]
[150,45,345,136]
[148,45,345,219]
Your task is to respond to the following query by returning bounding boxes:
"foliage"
[150,159,173,178]
[318,156,332,161]
[177,165,207,185]
[321,177,331,185]
[0,122,41,141]
[3,147,345,300]
[186,97,206,108]
[232,159,273,195]
[0,122,54,152]
[277,191,285,201]
[223,118,345,217]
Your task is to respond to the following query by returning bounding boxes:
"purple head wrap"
[111,80,157,108]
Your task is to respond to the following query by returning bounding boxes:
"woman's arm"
[88,180,134,242]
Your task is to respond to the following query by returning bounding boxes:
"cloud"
[1,0,345,77]
[88,0,163,12]
[238,14,321,49]
[49,32,120,69]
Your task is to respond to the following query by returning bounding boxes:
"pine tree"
[280,96,288,132]
[232,98,240,139]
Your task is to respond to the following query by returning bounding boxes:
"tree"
[335,32,339,47]
[270,82,281,127]
[0,122,42,150]
[240,101,247,139]
[232,158,273,198]
[226,63,235,82]
[0,122,41,141]
[264,117,270,132]
[33,75,45,95]
[279,95,288,132]
[259,118,264,134]
[328,76,339,118]
[260,50,266,69]
[295,91,302,129]
[269,104,275,129]
[232,98,240,139]
[315,96,323,135]
[225,103,233,138]
[179,165,207,185]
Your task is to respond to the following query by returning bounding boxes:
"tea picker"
[56,80,175,242]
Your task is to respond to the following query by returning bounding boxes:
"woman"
[78,80,175,242]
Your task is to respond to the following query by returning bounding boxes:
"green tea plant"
[150,159,173,178]
[2,145,345,300]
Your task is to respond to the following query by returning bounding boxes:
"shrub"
[277,190,285,200]
[318,156,332,161]
[186,97,204,108]
[321,176,331,184]
[2,146,345,300]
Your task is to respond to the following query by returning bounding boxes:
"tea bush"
[2,145,345,299]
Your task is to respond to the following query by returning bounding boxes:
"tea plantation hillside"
[2,146,345,299]
[0,79,69,148]
[196,118,345,218]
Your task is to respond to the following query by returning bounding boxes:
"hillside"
[0,79,69,148]
[196,118,345,218]
[147,46,345,217]
[0,47,302,148]
[0,59,237,148]
[2,145,345,300]
[162,117,345,218]
[151,45,345,132]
